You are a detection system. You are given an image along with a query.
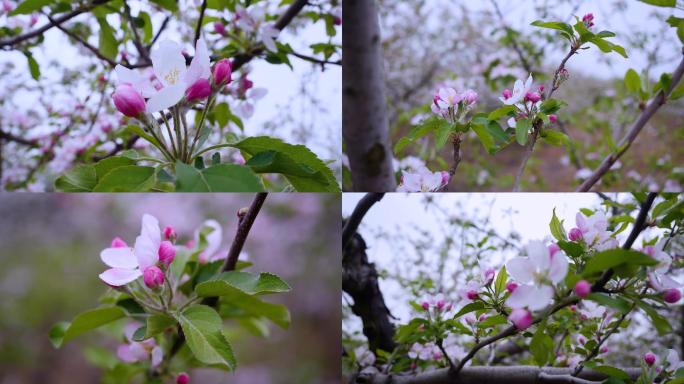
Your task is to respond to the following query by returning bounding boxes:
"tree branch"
[343,0,397,191]
[193,0,208,46]
[357,365,642,384]
[0,0,111,48]
[46,12,118,67]
[576,48,684,192]
[222,192,268,272]
[0,130,38,147]
[342,193,385,248]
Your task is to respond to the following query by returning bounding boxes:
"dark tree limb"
[342,193,385,248]
[222,192,268,272]
[343,0,396,191]
[576,49,684,192]
[0,0,111,48]
[0,130,38,147]
[357,366,642,384]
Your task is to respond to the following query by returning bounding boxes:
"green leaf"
[494,266,507,296]
[97,17,118,60]
[541,130,569,146]
[590,366,631,380]
[214,102,230,128]
[49,307,126,348]
[94,156,136,179]
[530,323,552,366]
[670,84,684,100]
[487,105,516,121]
[245,150,332,192]
[175,162,265,192]
[583,249,658,276]
[55,164,97,192]
[394,117,451,153]
[195,275,291,328]
[126,125,164,152]
[138,11,153,43]
[177,305,236,370]
[92,165,156,192]
[9,0,54,15]
[624,69,641,93]
[207,271,291,295]
[453,302,485,318]
[24,52,40,80]
[636,300,672,335]
[540,99,562,114]
[530,20,574,38]
[133,314,176,341]
[586,293,631,313]
[150,0,178,12]
[516,118,530,145]
[477,314,508,328]
[557,240,583,258]
[549,208,567,241]
[588,37,628,58]
[229,136,339,192]
[638,0,676,6]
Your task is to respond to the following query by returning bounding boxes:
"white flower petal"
[527,285,553,310]
[145,83,186,113]
[151,40,187,87]
[100,247,137,269]
[548,251,569,284]
[151,346,163,367]
[185,38,211,86]
[114,64,156,98]
[195,219,223,259]
[506,257,534,283]
[506,284,535,309]
[526,240,550,271]
[99,268,141,286]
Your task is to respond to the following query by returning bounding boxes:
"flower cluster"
[397,166,450,192]
[499,74,554,129]
[644,239,682,303]
[568,210,619,251]
[431,87,478,124]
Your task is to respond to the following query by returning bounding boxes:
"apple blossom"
[508,308,532,330]
[213,59,232,86]
[409,342,440,360]
[431,87,478,123]
[163,225,177,241]
[214,21,226,35]
[117,322,163,367]
[644,351,657,366]
[548,243,560,256]
[663,288,681,304]
[99,214,162,286]
[185,78,211,102]
[111,237,128,248]
[575,211,619,250]
[524,92,541,103]
[549,114,558,123]
[158,240,176,266]
[500,74,533,106]
[506,240,568,310]
[483,267,496,285]
[578,301,605,319]
[112,84,146,117]
[397,166,449,192]
[662,349,684,373]
[501,89,512,100]
[354,346,376,367]
[176,372,190,384]
[568,227,582,241]
[194,219,225,263]
[574,280,591,298]
[143,265,164,288]
[506,282,518,293]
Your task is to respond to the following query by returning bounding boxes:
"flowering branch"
[576,48,684,192]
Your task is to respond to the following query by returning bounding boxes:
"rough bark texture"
[343,230,396,353]
[343,0,396,191]
[357,366,642,384]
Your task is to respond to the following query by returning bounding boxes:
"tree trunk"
[342,0,396,191]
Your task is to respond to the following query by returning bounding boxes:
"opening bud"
[158,241,176,267]
[112,84,146,118]
[176,372,190,384]
[143,266,164,289]
[644,351,656,366]
[185,79,211,102]
[213,59,233,87]
[509,308,532,330]
[163,225,177,242]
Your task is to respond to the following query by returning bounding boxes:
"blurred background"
[0,193,340,384]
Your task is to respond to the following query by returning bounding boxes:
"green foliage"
[394,117,452,153]
[586,293,631,313]
[9,0,53,15]
[549,208,567,241]
[150,0,178,12]
[582,249,657,276]
[530,322,553,366]
[638,0,676,7]
[92,166,156,192]
[177,305,237,371]
[624,69,642,93]
[97,17,118,60]
[23,51,40,80]
[530,20,574,40]
[49,307,126,348]
[175,162,265,192]
[516,118,531,145]
[54,164,98,192]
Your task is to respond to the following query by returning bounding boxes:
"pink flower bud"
[30,14,38,26]
[478,314,487,322]
[509,308,532,330]
[333,15,341,26]
[185,239,196,248]
[445,302,452,311]
[569,228,583,241]
[213,59,232,86]
[241,77,253,91]
[158,241,176,266]
[421,301,430,310]
[176,372,190,384]
[466,290,478,300]
[548,243,560,257]
[549,114,558,123]
[643,245,655,257]
[163,225,177,241]
[524,92,541,103]
[582,13,595,27]
[436,299,446,310]
[440,171,450,186]
[664,288,682,304]
[111,237,128,248]
[600,346,608,354]
[143,266,164,288]
[578,335,586,345]
[538,85,545,93]
[185,79,211,102]
[502,89,512,99]
[506,282,518,293]
[644,352,656,366]
[3,0,12,13]
[433,350,442,360]
[484,268,496,284]
[213,21,226,35]
[574,280,591,298]
[570,305,577,312]
[112,84,146,118]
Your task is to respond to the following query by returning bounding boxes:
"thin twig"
[46,13,118,67]
[194,0,208,46]
[222,193,268,272]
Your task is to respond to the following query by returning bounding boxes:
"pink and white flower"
[574,211,619,251]
[500,74,533,106]
[117,322,163,367]
[505,240,568,310]
[98,214,162,286]
[194,220,226,263]
[397,166,448,192]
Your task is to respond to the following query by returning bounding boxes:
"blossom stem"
[180,109,190,163]
[144,116,175,162]
[191,143,234,160]
[159,111,177,159]
[188,95,215,158]
[172,107,184,161]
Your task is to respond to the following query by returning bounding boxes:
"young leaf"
[583,249,658,276]
[530,323,552,366]
[9,0,54,15]
[23,52,40,80]
[245,150,332,192]
[49,307,126,348]
[516,118,531,145]
[55,164,97,192]
[177,305,236,370]
[97,17,118,60]
[92,166,156,192]
[175,162,265,192]
[530,20,574,39]
[487,105,516,121]
[477,314,508,328]
[453,302,485,318]
[624,69,641,93]
[494,266,507,296]
[587,293,631,313]
[638,0,676,7]
[541,130,569,146]
[549,208,567,241]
